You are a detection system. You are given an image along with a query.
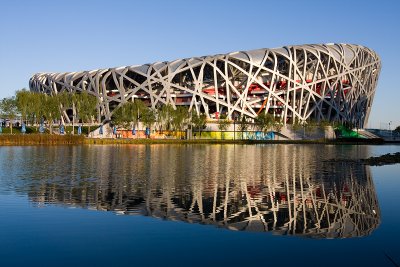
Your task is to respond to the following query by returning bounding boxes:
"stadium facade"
[29,43,381,128]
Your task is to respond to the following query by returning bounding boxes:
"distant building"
[29,43,380,128]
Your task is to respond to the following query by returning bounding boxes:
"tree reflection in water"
[4,145,380,238]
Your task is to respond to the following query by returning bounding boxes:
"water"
[0,144,399,267]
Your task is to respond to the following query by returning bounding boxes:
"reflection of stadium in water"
[25,145,380,238]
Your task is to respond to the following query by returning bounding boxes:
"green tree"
[27,93,41,126]
[217,115,231,140]
[273,119,283,133]
[34,93,47,130]
[76,92,98,134]
[0,97,18,134]
[42,95,61,134]
[254,113,274,132]
[112,100,147,134]
[112,102,132,129]
[171,106,189,135]
[394,125,400,134]
[291,120,302,131]
[58,91,73,124]
[130,100,147,131]
[156,104,174,133]
[15,89,31,124]
[191,112,207,138]
[72,92,82,134]
[238,115,249,140]
[304,120,318,135]
[141,108,156,132]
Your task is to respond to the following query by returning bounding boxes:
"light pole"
[389,121,392,139]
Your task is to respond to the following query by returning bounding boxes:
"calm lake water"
[0,144,400,267]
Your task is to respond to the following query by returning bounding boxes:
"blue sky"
[1,0,399,128]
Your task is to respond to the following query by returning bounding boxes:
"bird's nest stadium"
[29,43,380,128]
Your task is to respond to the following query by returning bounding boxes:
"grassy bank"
[84,137,384,145]
[0,134,85,145]
[0,134,385,146]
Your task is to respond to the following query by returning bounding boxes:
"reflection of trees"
[10,145,380,238]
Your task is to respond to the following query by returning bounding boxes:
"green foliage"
[112,105,126,128]
[112,102,132,129]
[304,120,318,133]
[217,118,231,131]
[31,93,46,125]
[217,117,231,139]
[191,112,207,136]
[254,113,274,132]
[237,116,249,140]
[15,89,31,122]
[141,108,156,129]
[58,91,73,109]
[237,116,249,132]
[113,100,147,129]
[171,106,188,131]
[42,95,62,134]
[0,96,18,118]
[157,104,174,132]
[291,121,302,131]
[76,91,98,123]
[318,119,331,130]
[0,96,18,134]
[394,125,400,134]
[274,121,283,132]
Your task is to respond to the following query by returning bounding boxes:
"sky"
[0,0,399,129]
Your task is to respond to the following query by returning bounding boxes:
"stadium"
[29,43,381,129]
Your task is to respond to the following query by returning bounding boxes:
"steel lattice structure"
[29,43,380,127]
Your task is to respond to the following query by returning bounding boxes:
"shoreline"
[0,134,391,145]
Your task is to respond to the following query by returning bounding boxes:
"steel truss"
[30,43,380,127]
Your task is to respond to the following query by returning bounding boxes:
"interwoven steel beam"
[29,43,381,127]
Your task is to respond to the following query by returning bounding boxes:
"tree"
[191,112,207,138]
[130,100,147,131]
[32,93,46,130]
[15,89,31,125]
[112,100,148,135]
[291,120,302,131]
[217,115,231,140]
[58,91,73,124]
[237,115,249,140]
[156,104,174,133]
[42,95,61,134]
[112,102,132,129]
[304,120,318,135]
[0,97,18,134]
[141,108,156,136]
[273,120,283,133]
[171,106,189,135]
[66,92,79,134]
[318,119,330,131]
[254,113,274,132]
[394,125,400,134]
[76,92,98,134]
